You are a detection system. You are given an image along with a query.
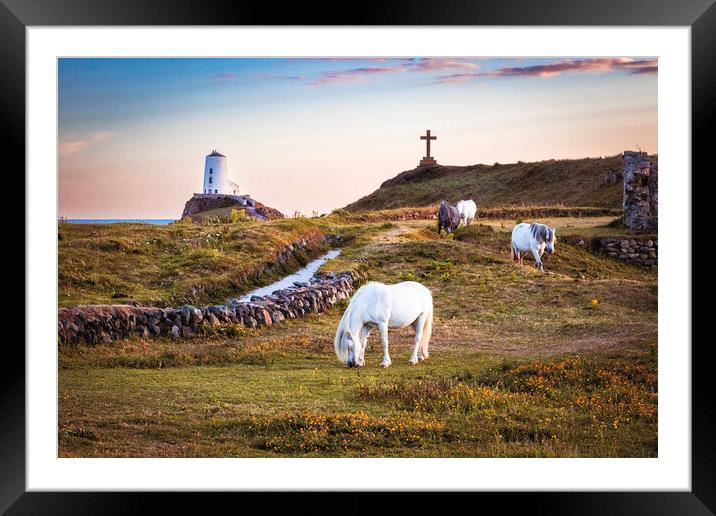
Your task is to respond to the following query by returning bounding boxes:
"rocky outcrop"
[182,194,250,218]
[58,271,360,346]
[254,205,285,220]
[181,194,285,221]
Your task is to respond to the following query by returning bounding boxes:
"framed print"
[5,0,711,512]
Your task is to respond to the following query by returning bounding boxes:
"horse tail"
[420,303,434,352]
[334,302,352,363]
[510,243,516,261]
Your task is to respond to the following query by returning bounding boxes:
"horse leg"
[378,322,391,368]
[513,245,522,263]
[357,326,370,366]
[538,245,547,271]
[409,314,427,365]
[418,309,432,361]
[531,246,544,272]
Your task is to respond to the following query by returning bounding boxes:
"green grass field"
[59,217,657,457]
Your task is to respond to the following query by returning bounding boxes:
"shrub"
[229,208,248,224]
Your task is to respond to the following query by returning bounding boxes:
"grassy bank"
[58,217,359,307]
[59,217,657,457]
[345,155,654,212]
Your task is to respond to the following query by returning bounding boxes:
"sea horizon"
[60,218,176,225]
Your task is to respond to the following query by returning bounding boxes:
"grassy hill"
[58,218,332,307]
[345,155,639,212]
[57,216,381,308]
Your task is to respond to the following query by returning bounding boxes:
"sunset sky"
[58,57,657,218]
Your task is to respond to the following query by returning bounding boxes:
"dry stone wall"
[348,206,620,223]
[58,271,360,346]
[566,235,658,268]
[599,237,657,268]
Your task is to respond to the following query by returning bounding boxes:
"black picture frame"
[4,0,709,513]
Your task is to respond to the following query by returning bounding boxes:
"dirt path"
[376,224,413,243]
[375,220,433,244]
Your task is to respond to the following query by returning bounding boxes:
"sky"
[58,57,657,218]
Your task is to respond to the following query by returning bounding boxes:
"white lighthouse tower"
[203,149,240,195]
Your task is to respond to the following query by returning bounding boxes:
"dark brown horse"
[437,200,460,235]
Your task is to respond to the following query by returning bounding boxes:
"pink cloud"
[409,58,480,72]
[59,131,114,157]
[59,140,90,157]
[309,65,407,86]
[308,58,481,86]
[628,66,658,75]
[211,73,240,84]
[252,72,306,81]
[289,57,394,62]
[435,58,658,83]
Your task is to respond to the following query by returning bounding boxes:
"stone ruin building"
[622,150,658,232]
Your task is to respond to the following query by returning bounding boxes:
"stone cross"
[420,129,437,157]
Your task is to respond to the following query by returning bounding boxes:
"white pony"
[511,222,557,272]
[334,281,433,368]
[456,199,477,226]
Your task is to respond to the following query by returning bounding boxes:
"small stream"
[236,249,342,302]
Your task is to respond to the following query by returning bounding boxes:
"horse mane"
[530,223,550,243]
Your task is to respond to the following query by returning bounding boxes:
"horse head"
[336,328,362,368]
[546,227,557,253]
[532,223,557,254]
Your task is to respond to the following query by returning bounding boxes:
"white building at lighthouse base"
[196,149,255,206]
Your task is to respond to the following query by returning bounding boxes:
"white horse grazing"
[334,281,433,368]
[456,199,477,226]
[511,222,557,272]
